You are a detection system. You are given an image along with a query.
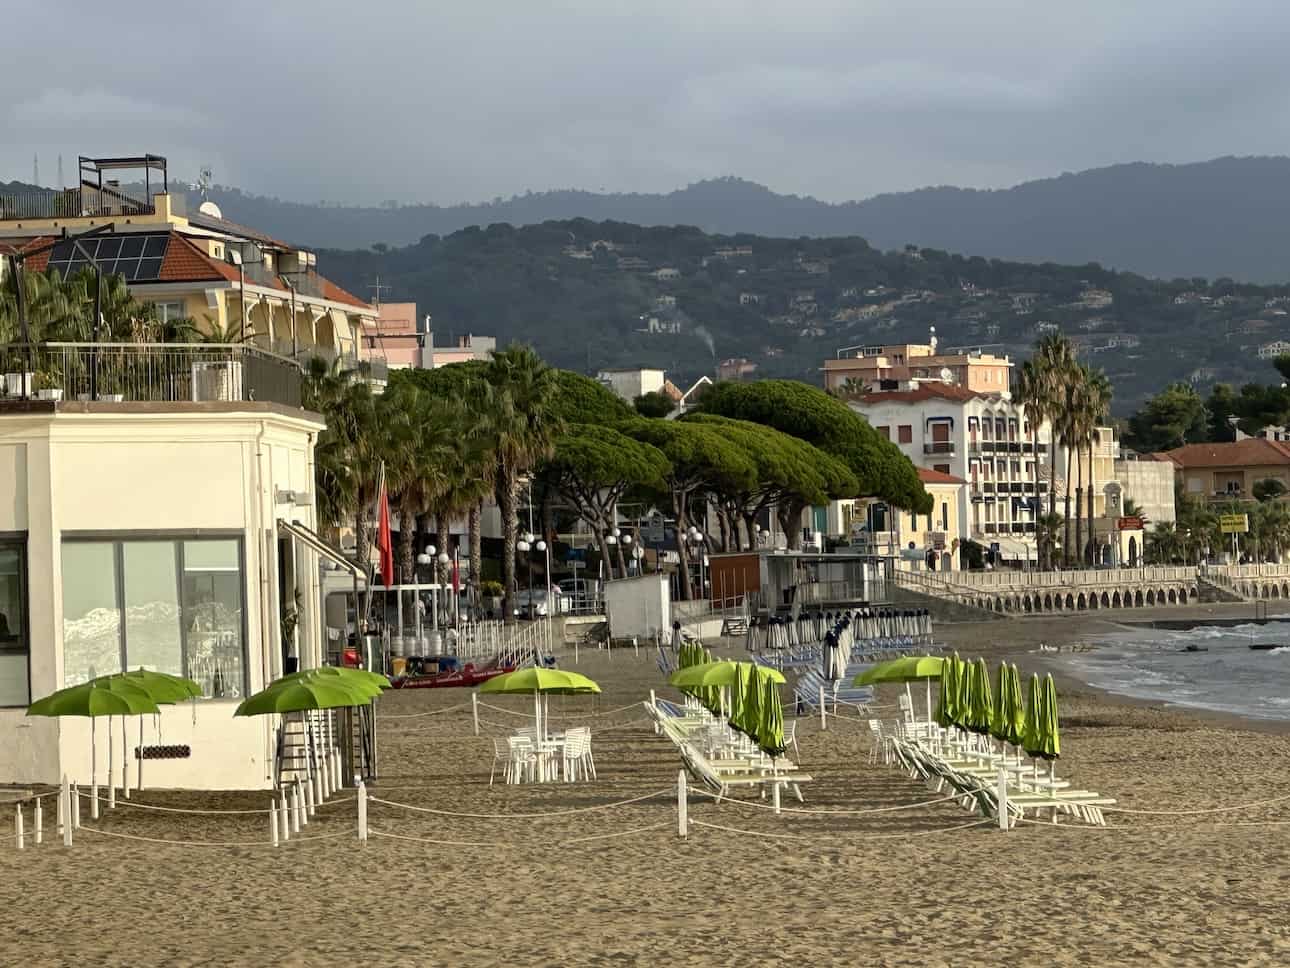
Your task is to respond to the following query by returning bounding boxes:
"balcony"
[923,441,956,455]
[0,187,154,222]
[0,342,302,409]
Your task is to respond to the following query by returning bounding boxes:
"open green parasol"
[478,668,600,742]
[670,661,786,689]
[235,676,374,717]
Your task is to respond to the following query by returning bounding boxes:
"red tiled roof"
[1157,439,1290,468]
[855,384,985,404]
[917,467,967,485]
[318,276,370,310]
[159,234,239,283]
[0,236,56,270]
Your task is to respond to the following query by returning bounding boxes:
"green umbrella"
[101,669,202,703]
[1038,674,1061,761]
[759,676,786,757]
[738,662,763,739]
[29,681,162,793]
[28,681,159,718]
[935,659,955,729]
[479,668,601,742]
[853,655,944,722]
[1022,673,1044,758]
[235,677,374,717]
[278,667,387,699]
[670,661,786,689]
[968,658,992,735]
[989,663,1010,742]
[1006,665,1027,749]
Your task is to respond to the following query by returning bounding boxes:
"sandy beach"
[5,610,1290,967]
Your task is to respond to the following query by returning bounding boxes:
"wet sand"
[4,610,1290,966]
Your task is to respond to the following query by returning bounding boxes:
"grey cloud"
[4,0,1290,206]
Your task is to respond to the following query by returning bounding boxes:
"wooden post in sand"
[819,685,827,731]
[472,692,480,736]
[677,770,688,838]
[997,767,1009,832]
[357,781,368,843]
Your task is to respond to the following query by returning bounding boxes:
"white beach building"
[0,385,334,791]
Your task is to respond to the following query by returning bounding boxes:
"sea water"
[1058,623,1290,721]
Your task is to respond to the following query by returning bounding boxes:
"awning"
[990,536,1037,561]
[277,519,364,579]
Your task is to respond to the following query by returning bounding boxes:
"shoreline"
[936,602,1290,736]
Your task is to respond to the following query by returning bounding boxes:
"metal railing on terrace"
[1205,563,1290,580]
[0,188,154,221]
[0,342,303,408]
[926,565,1197,590]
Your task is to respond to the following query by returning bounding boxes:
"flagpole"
[362,460,385,634]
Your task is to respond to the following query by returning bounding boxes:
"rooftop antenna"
[368,276,391,310]
[197,166,213,201]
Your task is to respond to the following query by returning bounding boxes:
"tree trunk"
[397,494,416,585]
[1063,446,1073,567]
[354,485,372,574]
[1087,441,1097,565]
[468,502,482,615]
[435,513,449,588]
[716,513,730,553]
[498,470,519,623]
[673,492,692,600]
[1032,426,1044,569]
[778,500,806,551]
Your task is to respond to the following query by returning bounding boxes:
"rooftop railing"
[0,342,303,409]
[0,188,154,221]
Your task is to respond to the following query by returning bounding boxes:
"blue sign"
[565,548,586,562]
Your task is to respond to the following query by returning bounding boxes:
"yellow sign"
[1220,513,1249,534]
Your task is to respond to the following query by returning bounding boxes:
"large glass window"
[62,542,122,686]
[62,537,245,697]
[0,544,29,707]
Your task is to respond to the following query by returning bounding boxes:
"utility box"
[604,573,670,641]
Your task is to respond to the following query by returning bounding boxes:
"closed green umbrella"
[968,658,992,735]
[957,654,973,729]
[738,663,763,739]
[989,663,1010,742]
[1038,674,1061,761]
[1022,673,1044,758]
[759,677,786,757]
[730,659,748,733]
[1006,665,1027,749]
[935,659,955,729]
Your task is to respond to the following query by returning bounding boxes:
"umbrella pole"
[137,717,144,792]
[121,715,129,799]
[90,717,99,820]
[533,690,543,781]
[926,679,932,725]
[107,715,115,809]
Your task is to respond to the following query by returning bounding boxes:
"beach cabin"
[0,391,334,791]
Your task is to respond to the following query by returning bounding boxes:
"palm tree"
[1035,512,1064,570]
[303,355,379,552]
[1015,359,1050,567]
[1034,333,1076,522]
[1147,522,1183,564]
[1083,368,1113,565]
[484,346,563,622]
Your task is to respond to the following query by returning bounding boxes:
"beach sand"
[5,611,1290,967]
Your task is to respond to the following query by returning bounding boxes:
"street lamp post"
[536,539,550,613]
[687,526,705,600]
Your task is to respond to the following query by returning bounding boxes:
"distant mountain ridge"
[9,156,1290,281]
[166,157,1290,282]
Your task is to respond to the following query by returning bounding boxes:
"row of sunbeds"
[645,694,812,807]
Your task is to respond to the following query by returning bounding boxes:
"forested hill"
[319,218,1290,415]
[170,156,1290,282]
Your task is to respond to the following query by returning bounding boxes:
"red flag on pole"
[376,484,394,588]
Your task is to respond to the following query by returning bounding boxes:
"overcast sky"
[5,1,1289,206]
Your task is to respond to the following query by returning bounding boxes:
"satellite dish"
[198,200,223,219]
[940,367,954,383]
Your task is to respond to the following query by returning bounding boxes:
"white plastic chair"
[507,736,537,784]
[783,720,800,760]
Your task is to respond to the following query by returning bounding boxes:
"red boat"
[389,656,515,689]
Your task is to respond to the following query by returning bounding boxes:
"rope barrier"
[368,788,669,820]
[688,788,966,817]
[1096,791,1290,817]
[380,703,471,720]
[76,825,352,848]
[476,702,532,717]
[687,816,993,842]
[368,820,674,849]
[81,793,357,815]
[547,702,643,720]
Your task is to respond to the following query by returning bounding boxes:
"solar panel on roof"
[45,232,171,282]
